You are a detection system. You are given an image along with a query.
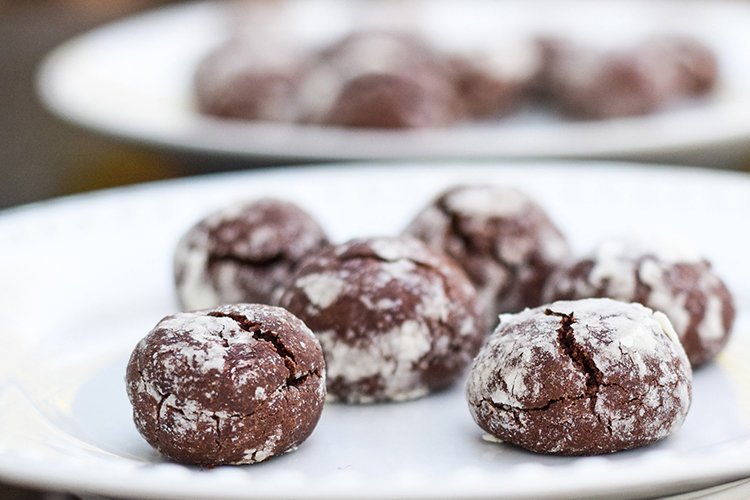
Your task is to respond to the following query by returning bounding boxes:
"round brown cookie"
[402,185,570,327]
[533,35,717,120]
[542,236,735,367]
[194,36,306,122]
[325,71,459,128]
[174,198,329,311]
[466,298,692,456]
[126,303,326,466]
[533,38,666,120]
[634,35,718,100]
[447,41,541,119]
[277,235,485,403]
[295,30,462,127]
[448,58,527,120]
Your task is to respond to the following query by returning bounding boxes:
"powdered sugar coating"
[533,35,717,120]
[403,185,571,327]
[543,236,735,367]
[278,236,485,403]
[298,31,461,128]
[174,198,329,311]
[466,298,692,456]
[447,39,541,119]
[194,34,308,122]
[126,303,326,466]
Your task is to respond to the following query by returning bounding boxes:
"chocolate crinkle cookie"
[403,185,571,327]
[446,39,543,120]
[543,236,735,367]
[174,198,329,311]
[126,303,326,466]
[277,235,485,403]
[466,298,692,456]
[194,35,308,122]
[299,31,462,128]
[633,35,718,101]
[533,35,717,120]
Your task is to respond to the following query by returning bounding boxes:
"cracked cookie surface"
[402,185,570,328]
[278,235,485,403]
[465,298,692,455]
[174,198,329,311]
[543,236,735,367]
[126,303,326,466]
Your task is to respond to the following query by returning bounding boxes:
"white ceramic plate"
[2,161,750,500]
[36,0,750,166]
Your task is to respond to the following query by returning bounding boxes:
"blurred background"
[3,0,750,211]
[0,0,184,210]
[1,3,176,496]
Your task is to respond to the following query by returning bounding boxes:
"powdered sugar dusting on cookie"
[404,185,571,324]
[173,234,219,311]
[173,198,329,311]
[597,234,702,264]
[370,236,421,261]
[445,185,528,218]
[295,273,347,309]
[279,236,484,403]
[544,235,735,367]
[466,298,692,456]
[699,294,725,341]
[318,319,433,402]
[376,260,422,289]
[126,304,326,466]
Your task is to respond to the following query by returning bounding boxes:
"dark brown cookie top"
[466,298,692,456]
[403,185,570,325]
[543,236,735,367]
[278,235,485,403]
[174,198,329,310]
[126,303,326,466]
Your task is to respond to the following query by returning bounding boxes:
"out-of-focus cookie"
[403,185,570,327]
[174,198,329,311]
[543,236,735,367]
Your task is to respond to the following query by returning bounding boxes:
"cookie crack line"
[156,392,170,413]
[155,391,172,430]
[438,195,533,267]
[211,413,222,452]
[436,197,527,303]
[483,377,627,415]
[207,311,304,385]
[545,308,613,436]
[216,324,231,349]
[483,393,585,416]
[436,197,477,256]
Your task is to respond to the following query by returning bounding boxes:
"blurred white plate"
[36,0,750,166]
[1,161,750,499]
